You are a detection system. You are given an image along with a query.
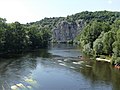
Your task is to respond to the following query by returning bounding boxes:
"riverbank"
[96,57,120,69]
[96,58,111,63]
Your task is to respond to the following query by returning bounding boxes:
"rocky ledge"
[52,20,85,43]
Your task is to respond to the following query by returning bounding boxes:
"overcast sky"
[0,0,119,24]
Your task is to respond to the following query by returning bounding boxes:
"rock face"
[52,20,85,42]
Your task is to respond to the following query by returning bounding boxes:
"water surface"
[0,43,120,90]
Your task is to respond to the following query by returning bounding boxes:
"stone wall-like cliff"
[52,20,85,42]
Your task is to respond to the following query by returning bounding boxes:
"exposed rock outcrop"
[52,20,85,42]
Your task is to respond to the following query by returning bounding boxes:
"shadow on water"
[76,60,120,90]
[0,57,37,89]
[0,49,52,59]
[0,49,51,90]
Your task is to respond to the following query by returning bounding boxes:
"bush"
[111,56,116,65]
[99,55,106,59]
[111,55,120,65]
[115,57,120,64]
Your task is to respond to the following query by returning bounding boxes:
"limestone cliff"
[52,20,85,42]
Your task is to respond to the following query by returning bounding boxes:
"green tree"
[28,26,42,48]
[93,39,103,56]
[112,30,120,57]
[0,18,6,52]
[102,31,115,55]
[4,22,28,52]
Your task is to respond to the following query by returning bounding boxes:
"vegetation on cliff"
[29,11,120,44]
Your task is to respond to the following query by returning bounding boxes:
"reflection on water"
[0,43,120,90]
[79,61,120,90]
[0,55,38,90]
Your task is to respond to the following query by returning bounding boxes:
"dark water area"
[0,43,120,90]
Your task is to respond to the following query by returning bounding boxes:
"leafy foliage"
[75,12,120,64]
[0,20,51,54]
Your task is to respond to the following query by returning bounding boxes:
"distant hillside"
[27,11,120,42]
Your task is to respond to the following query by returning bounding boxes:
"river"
[0,43,120,90]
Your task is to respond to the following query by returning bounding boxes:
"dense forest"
[0,11,120,64]
[74,11,120,65]
[76,19,120,64]
[0,18,51,54]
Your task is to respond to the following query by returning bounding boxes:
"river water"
[0,43,120,90]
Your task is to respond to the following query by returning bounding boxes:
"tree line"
[0,18,51,54]
[76,19,120,65]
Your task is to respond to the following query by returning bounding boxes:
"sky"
[0,0,120,24]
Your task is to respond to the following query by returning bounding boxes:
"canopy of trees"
[76,17,120,64]
[0,18,51,54]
